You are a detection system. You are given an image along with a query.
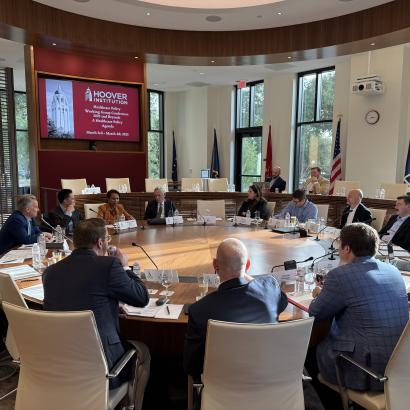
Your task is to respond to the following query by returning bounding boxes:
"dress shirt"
[276,199,318,223]
[382,215,410,243]
[157,201,165,218]
[346,205,358,225]
[60,205,74,234]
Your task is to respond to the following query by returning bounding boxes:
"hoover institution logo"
[84,86,128,105]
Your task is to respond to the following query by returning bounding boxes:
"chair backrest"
[267,201,276,217]
[0,273,28,360]
[84,203,105,220]
[385,319,410,410]
[197,200,225,219]
[208,178,228,192]
[3,302,109,410]
[316,204,329,222]
[181,178,204,192]
[201,318,314,410]
[333,180,361,195]
[61,178,87,195]
[380,183,408,200]
[105,177,131,193]
[145,178,168,193]
[368,208,387,232]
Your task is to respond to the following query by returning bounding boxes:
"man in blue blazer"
[43,218,150,405]
[183,238,288,378]
[309,223,408,392]
[0,195,52,255]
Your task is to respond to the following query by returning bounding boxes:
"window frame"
[293,67,335,189]
[147,89,164,178]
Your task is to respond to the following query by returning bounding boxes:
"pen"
[18,278,40,283]
[166,306,170,315]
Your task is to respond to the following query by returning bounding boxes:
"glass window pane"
[241,136,262,177]
[241,175,261,192]
[299,74,316,123]
[149,92,160,131]
[15,92,27,130]
[317,70,335,121]
[295,123,333,188]
[16,131,30,188]
[251,83,264,127]
[238,87,250,128]
[148,132,161,178]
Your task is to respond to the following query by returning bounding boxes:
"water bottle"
[32,243,42,270]
[380,188,386,199]
[55,225,63,243]
[120,214,125,222]
[319,217,325,230]
[132,261,141,278]
[285,212,291,228]
[245,209,251,222]
[38,233,47,257]
[174,209,179,217]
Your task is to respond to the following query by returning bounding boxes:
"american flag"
[329,118,342,195]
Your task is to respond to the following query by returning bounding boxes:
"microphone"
[89,208,98,215]
[41,215,73,243]
[271,256,314,273]
[310,252,334,269]
[314,225,327,241]
[131,242,158,269]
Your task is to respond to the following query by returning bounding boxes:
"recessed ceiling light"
[211,60,215,63]
[52,42,57,46]
[287,56,292,59]
[277,12,282,15]
[146,12,151,16]
[206,15,222,22]
[153,83,159,86]
[199,72,205,75]
[134,56,139,59]
[370,42,376,46]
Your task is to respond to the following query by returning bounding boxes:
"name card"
[81,187,101,194]
[144,269,179,283]
[198,215,217,225]
[272,269,298,283]
[166,215,184,225]
[113,220,137,230]
[235,216,251,226]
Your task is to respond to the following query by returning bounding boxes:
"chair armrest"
[107,348,136,379]
[337,354,388,383]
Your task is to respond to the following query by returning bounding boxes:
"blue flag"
[172,131,178,182]
[210,129,220,178]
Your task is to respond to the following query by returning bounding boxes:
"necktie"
[157,204,163,218]
[27,220,31,236]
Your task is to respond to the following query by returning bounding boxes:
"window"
[294,68,335,189]
[235,81,264,191]
[147,90,164,178]
[15,92,30,192]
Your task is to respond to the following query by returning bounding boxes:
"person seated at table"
[303,167,329,195]
[339,189,372,229]
[144,187,176,222]
[45,189,83,235]
[379,195,410,252]
[183,238,288,379]
[307,223,408,406]
[268,166,286,193]
[0,194,52,255]
[276,189,318,223]
[42,218,150,406]
[237,184,269,219]
[97,189,135,224]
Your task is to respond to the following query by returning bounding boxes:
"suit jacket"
[144,199,176,220]
[238,198,269,220]
[0,210,41,255]
[183,276,288,378]
[309,257,408,391]
[269,176,286,193]
[45,206,83,235]
[43,248,149,388]
[379,214,410,252]
[339,203,372,229]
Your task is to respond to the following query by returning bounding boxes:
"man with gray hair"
[0,194,52,254]
[268,166,286,193]
[144,186,176,223]
[183,238,288,378]
[340,189,372,229]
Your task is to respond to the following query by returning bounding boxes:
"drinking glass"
[197,274,209,298]
[159,271,172,302]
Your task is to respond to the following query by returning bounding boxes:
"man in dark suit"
[308,223,408,404]
[379,195,410,252]
[45,189,83,235]
[340,189,372,229]
[0,195,52,254]
[268,166,286,193]
[144,187,176,223]
[183,238,288,378]
[43,218,150,408]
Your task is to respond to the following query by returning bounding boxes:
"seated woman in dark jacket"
[238,184,268,220]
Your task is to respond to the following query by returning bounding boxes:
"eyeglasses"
[104,235,112,243]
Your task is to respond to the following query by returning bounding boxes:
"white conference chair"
[2,302,144,410]
[181,178,204,192]
[145,178,168,193]
[267,201,276,217]
[380,183,408,200]
[61,178,87,195]
[106,178,131,193]
[208,178,228,192]
[193,318,314,410]
[319,319,410,410]
[316,204,329,223]
[333,180,361,195]
[84,203,105,219]
[197,200,225,219]
[369,208,387,232]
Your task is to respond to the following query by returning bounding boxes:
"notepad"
[0,264,40,280]
[21,284,44,301]
[288,293,314,312]
[122,299,183,319]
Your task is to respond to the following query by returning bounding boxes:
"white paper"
[154,304,183,320]
[166,215,183,225]
[147,289,158,295]
[159,290,175,296]
[0,264,40,280]
[113,220,138,230]
[402,275,410,292]
[144,269,179,283]
[272,269,298,282]
[0,249,33,263]
[197,215,217,225]
[21,284,44,301]
[235,216,251,226]
[122,299,162,317]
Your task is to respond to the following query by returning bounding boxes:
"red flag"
[264,125,273,180]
